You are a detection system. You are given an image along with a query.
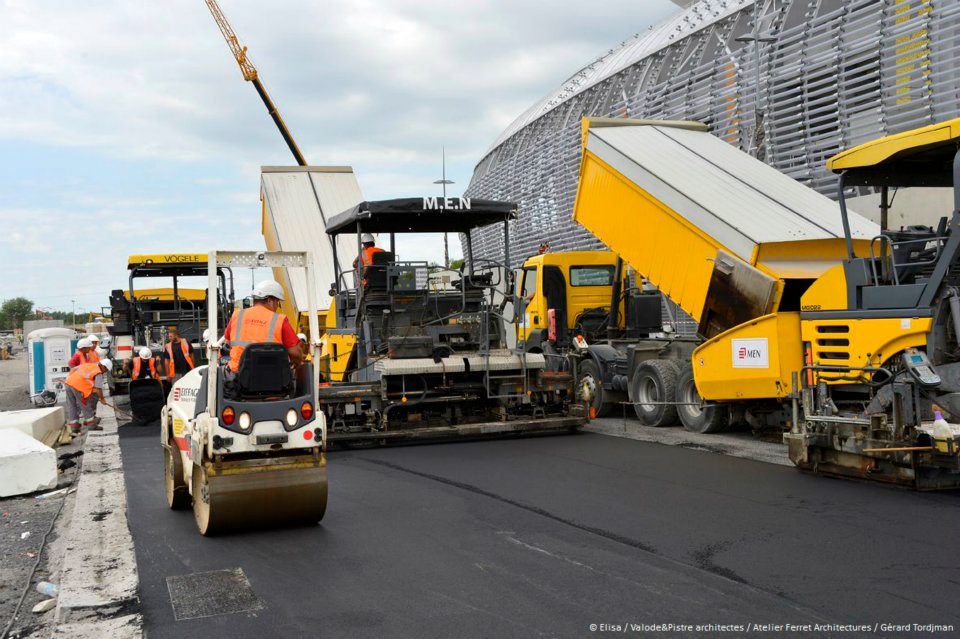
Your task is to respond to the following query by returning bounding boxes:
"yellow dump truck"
[570,117,960,489]
[515,250,690,419]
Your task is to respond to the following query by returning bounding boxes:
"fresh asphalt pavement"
[119,426,960,638]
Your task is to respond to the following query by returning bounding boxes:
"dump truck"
[161,250,327,535]
[316,198,585,445]
[515,250,687,419]
[569,116,960,488]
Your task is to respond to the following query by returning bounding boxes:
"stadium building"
[465,0,960,267]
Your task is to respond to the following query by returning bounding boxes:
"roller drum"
[192,460,328,536]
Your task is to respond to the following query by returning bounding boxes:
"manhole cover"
[166,567,264,621]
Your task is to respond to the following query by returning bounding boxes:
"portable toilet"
[26,328,76,406]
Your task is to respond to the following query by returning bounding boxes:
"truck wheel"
[630,360,678,426]
[578,360,612,418]
[676,366,728,433]
[164,440,189,510]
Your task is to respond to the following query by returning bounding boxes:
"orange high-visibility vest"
[358,246,385,286]
[132,357,157,380]
[65,362,103,398]
[80,349,99,364]
[165,338,195,377]
[228,305,285,372]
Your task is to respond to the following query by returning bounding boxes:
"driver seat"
[230,342,293,399]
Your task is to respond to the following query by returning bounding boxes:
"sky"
[0,0,678,314]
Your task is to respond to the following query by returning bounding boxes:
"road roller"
[160,250,327,535]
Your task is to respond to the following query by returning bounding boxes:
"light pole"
[736,10,777,159]
[71,299,76,328]
[433,146,455,269]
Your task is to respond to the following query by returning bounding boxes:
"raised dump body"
[573,118,878,339]
[260,166,363,331]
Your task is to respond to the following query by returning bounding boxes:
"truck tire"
[578,359,612,418]
[630,359,679,427]
[676,365,728,433]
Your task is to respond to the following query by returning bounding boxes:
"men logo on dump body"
[731,338,769,368]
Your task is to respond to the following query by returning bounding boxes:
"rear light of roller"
[301,402,314,420]
[221,406,235,425]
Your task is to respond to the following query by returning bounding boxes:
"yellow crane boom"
[204,0,307,166]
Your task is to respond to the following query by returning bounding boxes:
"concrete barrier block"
[0,429,58,497]
[0,407,65,447]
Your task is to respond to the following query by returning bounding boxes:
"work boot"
[86,424,103,431]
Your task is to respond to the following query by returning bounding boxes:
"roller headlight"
[238,411,252,431]
[286,408,298,427]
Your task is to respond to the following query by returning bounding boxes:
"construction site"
[2,1,960,637]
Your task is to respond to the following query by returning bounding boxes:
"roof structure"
[325,198,517,235]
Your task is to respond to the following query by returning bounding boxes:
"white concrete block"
[0,407,65,447]
[0,429,58,497]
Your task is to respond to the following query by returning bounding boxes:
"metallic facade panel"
[465,0,960,336]
[260,167,364,311]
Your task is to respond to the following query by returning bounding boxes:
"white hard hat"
[361,233,375,244]
[139,347,152,359]
[297,333,307,342]
[251,279,285,301]
[77,338,93,349]
[202,328,210,342]
[99,359,112,370]
[89,334,100,343]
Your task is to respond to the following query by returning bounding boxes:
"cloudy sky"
[0,0,677,314]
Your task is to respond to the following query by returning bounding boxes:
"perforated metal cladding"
[465,0,960,339]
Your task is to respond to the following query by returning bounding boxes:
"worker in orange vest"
[223,280,303,373]
[164,326,195,382]
[87,334,101,362]
[68,338,96,370]
[64,359,112,432]
[352,233,385,287]
[128,347,158,380]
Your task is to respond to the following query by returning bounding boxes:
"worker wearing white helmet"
[222,279,302,372]
[352,232,385,287]
[68,338,96,371]
[296,332,312,362]
[64,358,112,432]
[127,347,158,381]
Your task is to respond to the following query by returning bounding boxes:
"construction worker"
[223,280,303,373]
[87,334,101,362]
[164,326,195,383]
[67,338,96,370]
[352,233,385,287]
[127,347,158,380]
[64,359,112,433]
[297,332,312,362]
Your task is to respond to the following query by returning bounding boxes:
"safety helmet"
[202,328,210,342]
[297,333,307,343]
[251,279,285,301]
[99,359,112,370]
[89,334,100,343]
[139,347,152,359]
[77,338,93,349]
[360,232,375,244]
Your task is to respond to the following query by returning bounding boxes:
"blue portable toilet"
[26,328,76,406]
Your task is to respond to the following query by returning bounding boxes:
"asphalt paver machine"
[572,116,960,488]
[318,198,585,445]
[161,251,327,535]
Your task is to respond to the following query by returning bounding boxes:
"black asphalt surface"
[119,427,960,638]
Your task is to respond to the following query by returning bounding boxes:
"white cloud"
[0,0,678,309]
